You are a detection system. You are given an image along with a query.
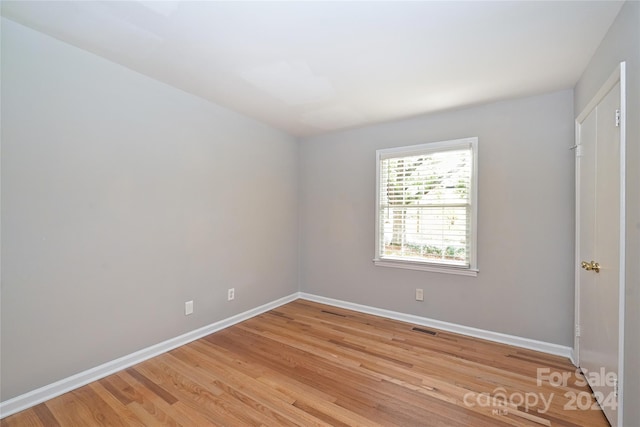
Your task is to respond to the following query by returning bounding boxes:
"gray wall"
[575,1,640,424]
[299,90,575,346]
[0,18,299,400]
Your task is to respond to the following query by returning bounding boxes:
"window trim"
[373,137,479,276]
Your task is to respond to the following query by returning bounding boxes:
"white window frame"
[374,137,478,276]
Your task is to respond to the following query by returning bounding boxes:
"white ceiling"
[1,1,624,137]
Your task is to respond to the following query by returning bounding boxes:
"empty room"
[1,1,638,426]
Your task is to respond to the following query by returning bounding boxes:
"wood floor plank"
[168,346,332,427]
[44,385,126,426]
[1,299,610,426]
[88,381,145,427]
[0,409,45,427]
[156,352,301,427]
[31,404,59,427]
[118,371,194,427]
[125,368,178,405]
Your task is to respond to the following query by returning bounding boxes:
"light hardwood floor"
[1,300,609,426]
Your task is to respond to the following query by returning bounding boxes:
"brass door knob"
[581,260,600,273]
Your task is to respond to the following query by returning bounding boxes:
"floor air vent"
[412,327,437,336]
[321,310,347,317]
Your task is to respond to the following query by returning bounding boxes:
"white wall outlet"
[185,300,194,315]
[227,288,235,301]
[415,288,424,301]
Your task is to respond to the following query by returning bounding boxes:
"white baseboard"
[0,292,299,419]
[1,291,575,419]
[299,293,574,360]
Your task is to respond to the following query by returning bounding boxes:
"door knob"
[581,260,600,273]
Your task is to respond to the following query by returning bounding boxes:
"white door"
[576,78,623,426]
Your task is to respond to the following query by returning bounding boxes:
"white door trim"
[574,61,626,427]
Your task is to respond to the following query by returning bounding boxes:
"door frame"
[574,61,626,426]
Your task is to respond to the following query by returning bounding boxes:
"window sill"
[373,258,479,277]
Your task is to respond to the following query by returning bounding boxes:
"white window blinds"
[376,138,477,272]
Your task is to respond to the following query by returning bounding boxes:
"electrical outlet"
[185,300,194,315]
[228,288,235,301]
[415,288,424,301]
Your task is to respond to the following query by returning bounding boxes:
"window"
[374,137,478,276]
